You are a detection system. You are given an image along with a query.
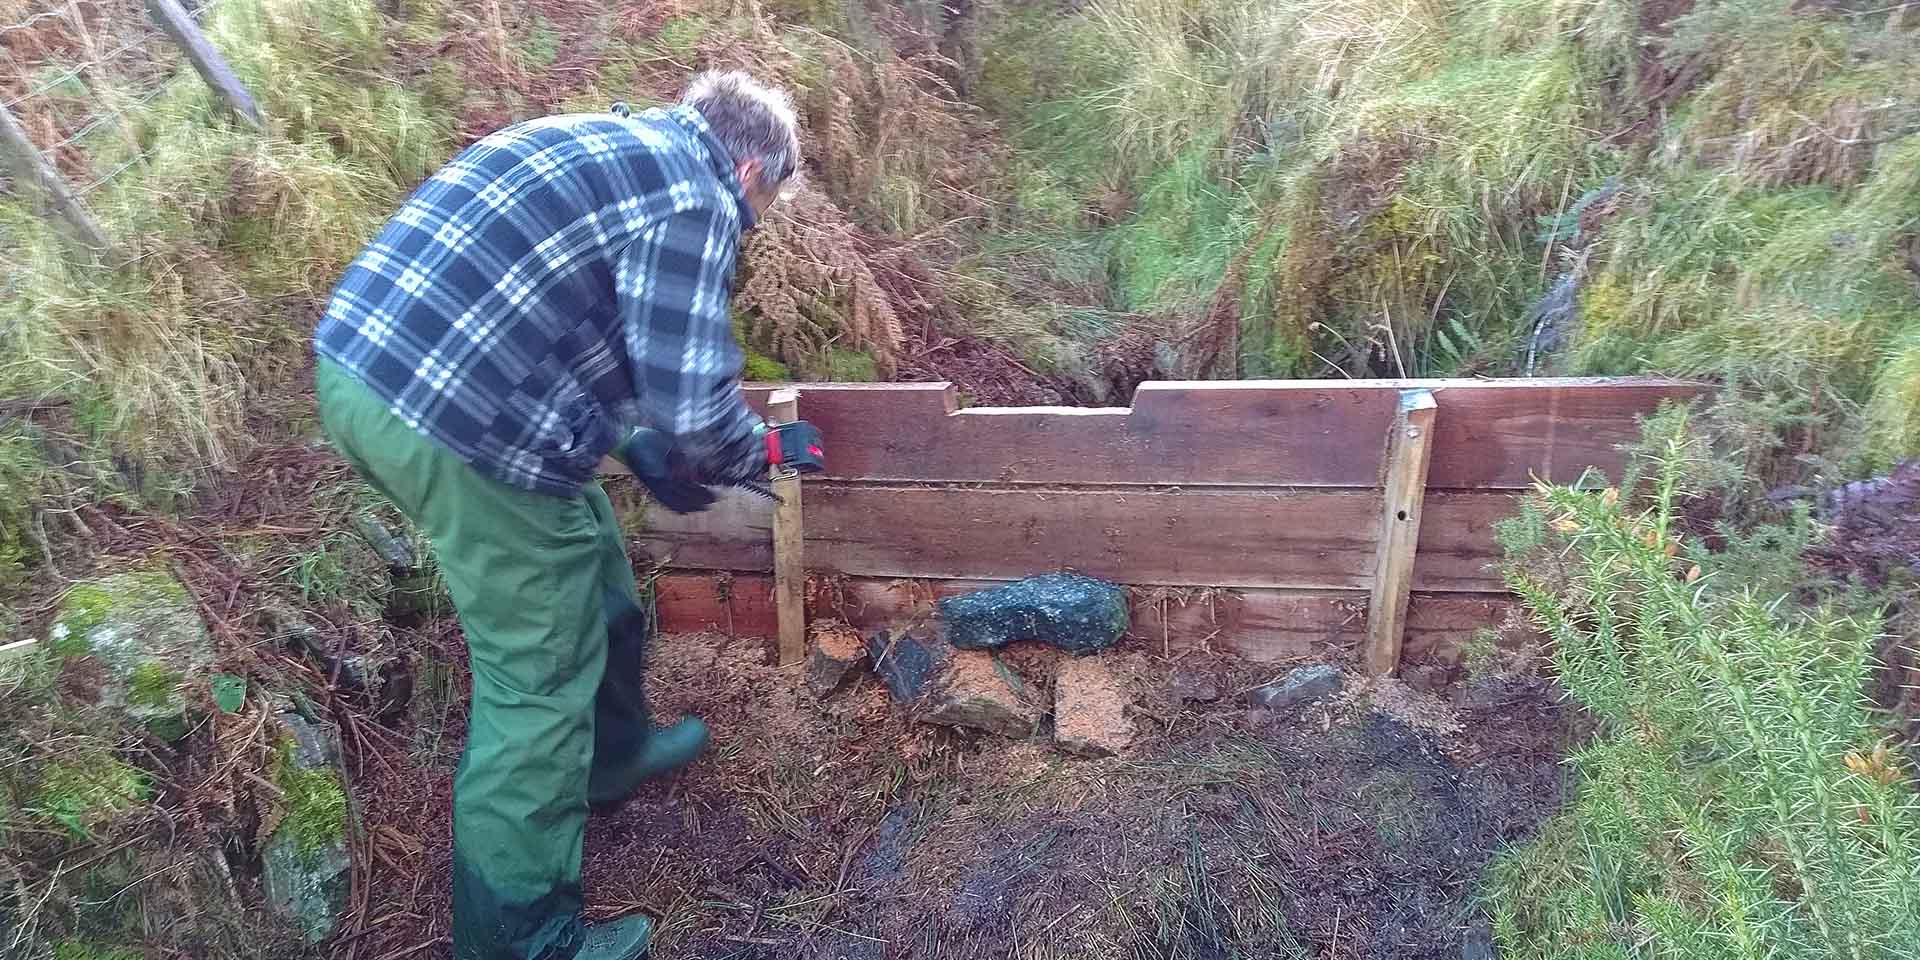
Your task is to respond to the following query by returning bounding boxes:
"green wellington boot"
[587,715,710,811]
[588,590,712,812]
[576,913,653,960]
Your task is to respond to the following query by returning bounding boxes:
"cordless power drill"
[616,419,825,511]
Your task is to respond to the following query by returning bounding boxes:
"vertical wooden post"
[1365,388,1438,677]
[0,100,111,254]
[767,388,806,666]
[145,0,263,130]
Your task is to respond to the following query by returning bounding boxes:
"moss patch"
[274,737,348,866]
[127,661,181,713]
[821,348,879,382]
[30,755,151,840]
[743,351,791,382]
[54,584,116,653]
[56,569,193,652]
[52,940,143,960]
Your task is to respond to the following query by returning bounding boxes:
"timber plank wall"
[610,378,1705,667]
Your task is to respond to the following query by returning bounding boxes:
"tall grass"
[957,0,1920,446]
[1486,406,1920,958]
[0,0,449,587]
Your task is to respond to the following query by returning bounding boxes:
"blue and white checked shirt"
[314,103,766,497]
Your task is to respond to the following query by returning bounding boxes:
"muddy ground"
[349,624,1571,960]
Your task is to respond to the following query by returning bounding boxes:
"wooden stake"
[767,388,806,666]
[1365,388,1438,677]
[145,0,263,130]
[0,100,111,255]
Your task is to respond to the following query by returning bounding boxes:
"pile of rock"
[50,564,359,944]
[808,573,1139,757]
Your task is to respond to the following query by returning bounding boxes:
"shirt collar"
[660,103,760,232]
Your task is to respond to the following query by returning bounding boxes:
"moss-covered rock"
[262,709,351,944]
[49,568,212,732]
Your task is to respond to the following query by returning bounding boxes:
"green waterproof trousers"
[316,358,654,960]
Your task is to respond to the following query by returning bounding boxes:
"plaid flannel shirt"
[313,103,766,497]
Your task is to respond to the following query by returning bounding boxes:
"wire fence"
[0,0,222,212]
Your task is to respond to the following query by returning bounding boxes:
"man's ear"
[736,158,763,190]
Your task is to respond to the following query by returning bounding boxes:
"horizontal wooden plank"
[635,484,1517,592]
[679,378,1705,489]
[648,572,1512,664]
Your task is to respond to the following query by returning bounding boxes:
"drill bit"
[732,479,786,505]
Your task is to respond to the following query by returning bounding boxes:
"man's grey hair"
[681,70,801,194]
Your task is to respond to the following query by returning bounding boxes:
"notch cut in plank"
[767,388,805,667]
[146,0,263,129]
[1366,389,1439,676]
[672,379,1705,489]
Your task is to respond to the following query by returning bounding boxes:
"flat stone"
[869,624,1041,737]
[350,512,416,577]
[806,619,870,696]
[920,650,1041,737]
[277,706,344,768]
[1247,664,1345,710]
[1168,665,1222,704]
[1053,657,1133,757]
[266,606,395,701]
[868,624,951,705]
[50,567,213,727]
[264,831,350,944]
[937,573,1128,655]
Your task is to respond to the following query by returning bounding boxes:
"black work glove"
[612,429,718,514]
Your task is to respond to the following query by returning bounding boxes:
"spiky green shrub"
[1486,405,1920,958]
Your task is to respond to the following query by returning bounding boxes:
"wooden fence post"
[1364,388,1438,676]
[145,0,263,130]
[767,388,806,666]
[0,100,112,255]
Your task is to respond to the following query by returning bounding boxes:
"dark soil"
[350,631,1573,960]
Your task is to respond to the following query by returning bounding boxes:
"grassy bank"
[953,0,1919,472]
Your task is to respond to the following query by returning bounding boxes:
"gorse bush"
[1487,405,1920,958]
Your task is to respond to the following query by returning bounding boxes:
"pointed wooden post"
[0,100,111,255]
[767,388,806,666]
[1365,388,1438,676]
[146,0,263,130]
